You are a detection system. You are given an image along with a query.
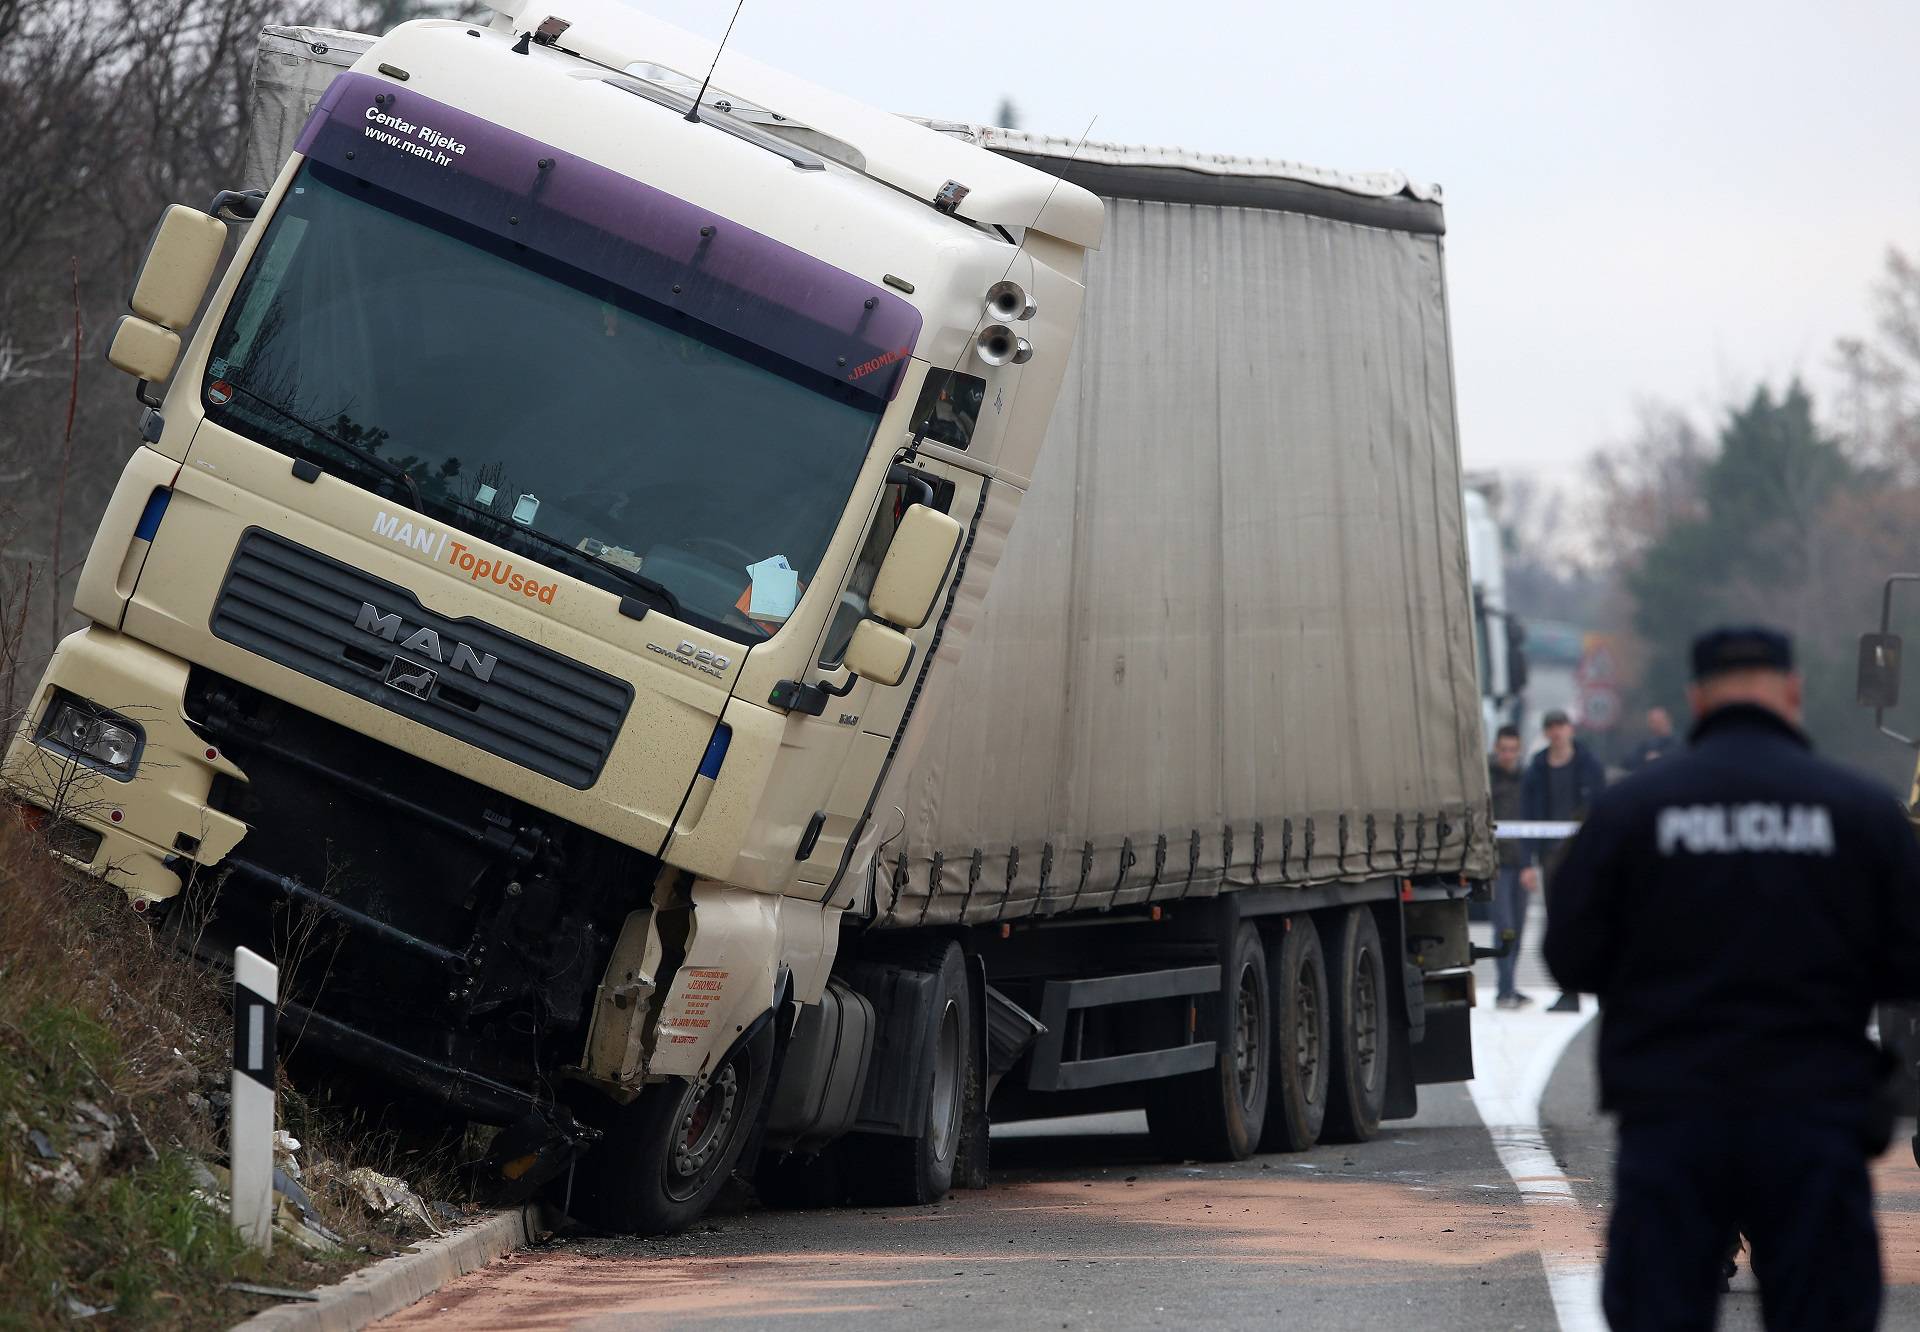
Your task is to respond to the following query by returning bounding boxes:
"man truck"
[8,0,1493,1233]
[1463,474,1527,749]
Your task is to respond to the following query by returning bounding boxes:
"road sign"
[1578,635,1619,687]
[1580,685,1622,732]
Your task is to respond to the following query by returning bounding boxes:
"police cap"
[1690,625,1794,681]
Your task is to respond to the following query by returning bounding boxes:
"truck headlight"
[37,694,144,780]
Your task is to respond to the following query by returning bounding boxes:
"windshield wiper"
[428,491,683,617]
[217,380,680,618]
[221,380,424,513]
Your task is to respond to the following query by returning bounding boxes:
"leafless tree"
[0,0,450,672]
[1584,401,1710,569]
[1836,247,1920,481]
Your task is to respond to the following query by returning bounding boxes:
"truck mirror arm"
[207,189,266,222]
[768,672,858,717]
[886,461,935,509]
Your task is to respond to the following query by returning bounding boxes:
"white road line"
[1468,903,1606,1330]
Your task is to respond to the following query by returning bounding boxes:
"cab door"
[788,459,977,899]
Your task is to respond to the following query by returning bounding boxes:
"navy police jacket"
[1543,703,1920,1115]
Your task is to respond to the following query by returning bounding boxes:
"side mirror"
[842,619,914,687]
[104,318,182,384]
[106,205,227,388]
[131,205,227,329]
[1859,632,1903,710]
[869,504,963,630]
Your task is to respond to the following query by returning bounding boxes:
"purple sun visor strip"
[295,72,922,402]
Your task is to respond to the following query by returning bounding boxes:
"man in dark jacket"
[1623,705,1680,771]
[1488,724,1532,1007]
[1521,708,1606,1011]
[1544,626,1920,1331]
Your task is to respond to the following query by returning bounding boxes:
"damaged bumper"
[4,627,246,902]
[8,627,842,1144]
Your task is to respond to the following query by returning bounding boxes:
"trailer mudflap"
[1410,970,1475,1085]
[983,982,1044,1095]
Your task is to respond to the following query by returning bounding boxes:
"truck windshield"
[203,163,884,642]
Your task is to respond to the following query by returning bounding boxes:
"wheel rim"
[1352,945,1380,1093]
[1234,960,1264,1112]
[927,998,962,1161]
[1296,955,1322,1102]
[666,1058,742,1201]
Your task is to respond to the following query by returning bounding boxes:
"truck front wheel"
[1323,905,1389,1142]
[566,1020,775,1234]
[1147,921,1270,1160]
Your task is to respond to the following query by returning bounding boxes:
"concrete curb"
[231,1204,545,1332]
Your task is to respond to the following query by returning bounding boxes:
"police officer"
[1543,625,1920,1331]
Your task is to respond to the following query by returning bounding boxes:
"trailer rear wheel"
[565,1019,775,1234]
[847,941,972,1205]
[1260,917,1329,1152]
[1323,905,1389,1143]
[1147,922,1269,1160]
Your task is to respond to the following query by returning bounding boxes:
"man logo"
[355,602,498,683]
[385,657,438,700]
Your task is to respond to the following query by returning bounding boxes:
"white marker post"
[231,947,279,1253]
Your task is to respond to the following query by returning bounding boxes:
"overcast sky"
[630,0,1919,480]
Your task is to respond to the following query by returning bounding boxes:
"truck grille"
[210,528,631,788]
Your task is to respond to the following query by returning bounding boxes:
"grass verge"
[0,809,459,1329]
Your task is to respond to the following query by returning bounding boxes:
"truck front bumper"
[4,626,247,903]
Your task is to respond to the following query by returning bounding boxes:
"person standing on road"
[1488,724,1534,1009]
[1544,626,1920,1332]
[1623,705,1679,771]
[1521,708,1605,1012]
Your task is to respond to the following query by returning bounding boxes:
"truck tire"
[1323,905,1389,1143]
[1146,922,1269,1161]
[1260,917,1329,1152]
[847,941,973,1205]
[566,1019,774,1234]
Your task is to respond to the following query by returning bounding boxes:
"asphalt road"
[376,908,1920,1331]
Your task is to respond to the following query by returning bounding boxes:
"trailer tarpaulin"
[245,28,371,192]
[868,184,1492,926]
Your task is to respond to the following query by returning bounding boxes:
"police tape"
[1493,820,1580,841]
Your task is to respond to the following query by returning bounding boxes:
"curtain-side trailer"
[802,131,1495,1179]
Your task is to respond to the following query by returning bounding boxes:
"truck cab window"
[202,164,884,645]
[820,482,907,668]
[910,370,987,450]
[819,464,956,668]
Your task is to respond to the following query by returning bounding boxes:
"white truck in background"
[1463,474,1526,748]
[9,0,1493,1235]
